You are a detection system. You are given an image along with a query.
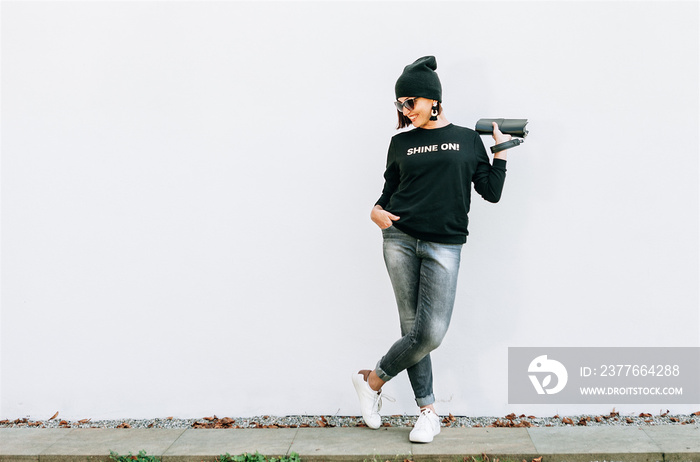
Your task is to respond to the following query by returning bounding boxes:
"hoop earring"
[430,101,439,121]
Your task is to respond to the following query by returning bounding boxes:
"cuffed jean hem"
[374,362,393,383]
[375,362,436,407]
[415,393,435,407]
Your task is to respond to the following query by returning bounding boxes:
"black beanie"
[395,56,442,102]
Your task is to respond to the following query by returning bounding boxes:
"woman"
[352,56,512,444]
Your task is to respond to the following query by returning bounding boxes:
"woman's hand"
[491,121,511,160]
[371,205,400,229]
[492,121,512,144]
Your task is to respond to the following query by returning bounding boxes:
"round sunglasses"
[394,97,419,112]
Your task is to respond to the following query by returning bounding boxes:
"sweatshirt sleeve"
[472,134,507,203]
[375,139,399,208]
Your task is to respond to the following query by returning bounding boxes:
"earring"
[430,101,438,121]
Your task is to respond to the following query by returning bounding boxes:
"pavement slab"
[0,429,73,462]
[411,428,538,462]
[38,429,187,462]
[162,429,298,462]
[290,427,412,462]
[641,425,700,462]
[527,426,664,462]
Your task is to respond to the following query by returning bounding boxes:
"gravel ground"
[2,410,698,429]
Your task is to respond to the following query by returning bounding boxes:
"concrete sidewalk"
[2,425,700,462]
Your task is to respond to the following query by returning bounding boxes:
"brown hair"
[396,101,442,129]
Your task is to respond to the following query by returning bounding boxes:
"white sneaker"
[409,408,441,443]
[351,372,383,429]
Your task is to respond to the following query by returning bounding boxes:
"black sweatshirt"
[375,123,506,244]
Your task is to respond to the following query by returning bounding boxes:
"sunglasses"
[394,97,419,112]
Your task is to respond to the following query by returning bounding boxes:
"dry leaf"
[49,412,59,420]
[639,413,651,418]
[562,417,574,425]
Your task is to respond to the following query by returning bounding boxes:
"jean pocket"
[381,224,402,236]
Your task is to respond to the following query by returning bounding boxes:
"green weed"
[109,450,160,462]
[218,452,301,462]
[108,450,301,462]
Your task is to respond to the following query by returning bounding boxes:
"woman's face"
[397,96,435,128]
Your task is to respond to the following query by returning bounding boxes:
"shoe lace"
[375,390,395,412]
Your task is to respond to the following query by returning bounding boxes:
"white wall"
[2,0,698,420]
